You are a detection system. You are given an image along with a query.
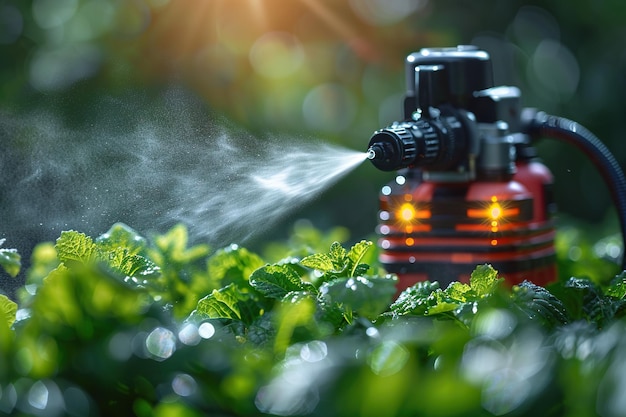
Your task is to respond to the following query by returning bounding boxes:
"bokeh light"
[146,326,177,360]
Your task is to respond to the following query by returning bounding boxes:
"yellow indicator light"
[489,202,502,220]
[467,198,519,222]
[398,203,416,222]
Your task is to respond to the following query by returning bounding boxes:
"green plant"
[1,223,626,416]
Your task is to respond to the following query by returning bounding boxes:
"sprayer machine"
[366,45,626,292]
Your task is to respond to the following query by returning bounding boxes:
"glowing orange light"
[406,237,415,246]
[489,202,502,220]
[397,203,416,222]
[491,239,498,246]
[467,198,519,224]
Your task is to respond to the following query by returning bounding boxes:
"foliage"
[1,223,626,416]
[0,238,21,278]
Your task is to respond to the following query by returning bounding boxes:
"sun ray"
[247,0,269,28]
[298,0,377,60]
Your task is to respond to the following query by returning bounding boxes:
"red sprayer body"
[367,46,560,291]
[377,162,557,291]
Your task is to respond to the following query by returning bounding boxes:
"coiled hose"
[522,109,626,270]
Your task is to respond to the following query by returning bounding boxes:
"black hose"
[522,110,626,270]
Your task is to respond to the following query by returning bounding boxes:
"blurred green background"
[1,0,625,289]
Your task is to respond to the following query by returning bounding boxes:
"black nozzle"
[367,113,470,172]
[367,126,418,171]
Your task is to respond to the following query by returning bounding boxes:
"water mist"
[0,88,368,259]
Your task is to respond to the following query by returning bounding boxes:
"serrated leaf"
[562,277,622,325]
[250,264,311,299]
[207,245,264,287]
[0,294,17,328]
[512,281,569,327]
[319,275,396,320]
[299,253,335,272]
[446,282,471,302]
[425,289,463,316]
[328,242,347,269]
[606,271,626,299]
[0,242,21,277]
[469,264,502,297]
[390,281,440,317]
[195,285,243,320]
[95,222,147,256]
[347,240,372,277]
[151,224,210,265]
[119,253,160,279]
[55,231,97,264]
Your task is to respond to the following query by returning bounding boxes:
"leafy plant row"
[1,223,626,417]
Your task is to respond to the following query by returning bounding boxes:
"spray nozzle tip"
[366,147,378,160]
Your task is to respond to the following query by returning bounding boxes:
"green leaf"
[390,281,440,317]
[55,231,97,264]
[207,245,265,287]
[273,292,317,353]
[0,239,21,277]
[318,275,396,320]
[250,264,312,299]
[606,271,626,299]
[469,264,503,297]
[299,253,335,272]
[446,282,471,302]
[512,281,569,327]
[195,285,243,320]
[328,241,347,269]
[95,222,147,256]
[150,224,210,266]
[121,253,160,280]
[558,277,624,326]
[0,294,17,328]
[426,292,461,316]
[352,264,370,277]
[346,240,373,277]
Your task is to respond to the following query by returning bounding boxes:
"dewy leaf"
[469,264,503,297]
[427,289,462,316]
[207,245,264,287]
[250,264,311,299]
[299,253,335,273]
[95,222,147,256]
[347,240,372,277]
[55,231,97,264]
[328,242,347,270]
[446,282,471,302]
[0,239,21,277]
[195,285,243,320]
[561,277,622,325]
[319,276,396,320]
[0,294,17,328]
[512,281,569,327]
[390,280,440,317]
[606,271,626,299]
